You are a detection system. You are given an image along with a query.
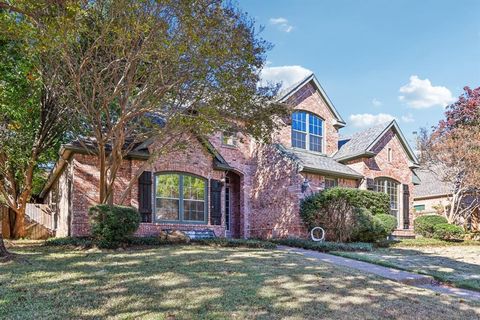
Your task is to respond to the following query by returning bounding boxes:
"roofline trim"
[335,151,376,162]
[413,193,452,200]
[366,120,419,165]
[39,147,73,198]
[278,73,346,127]
[300,165,364,180]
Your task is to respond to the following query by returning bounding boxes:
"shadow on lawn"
[360,247,480,290]
[1,245,479,320]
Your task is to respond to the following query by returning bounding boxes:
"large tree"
[48,0,284,204]
[424,86,480,226]
[0,4,71,243]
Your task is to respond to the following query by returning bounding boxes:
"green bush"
[89,205,140,248]
[433,223,464,240]
[351,208,388,242]
[301,188,390,231]
[272,238,373,252]
[414,215,448,237]
[45,237,94,248]
[376,214,398,234]
[191,238,277,249]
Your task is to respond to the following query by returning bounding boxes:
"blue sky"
[239,0,480,143]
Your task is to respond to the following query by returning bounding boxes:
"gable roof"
[413,168,452,199]
[277,73,346,128]
[278,145,363,179]
[334,120,419,167]
[39,135,232,199]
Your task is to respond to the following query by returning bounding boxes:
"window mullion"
[179,175,184,222]
[306,113,310,151]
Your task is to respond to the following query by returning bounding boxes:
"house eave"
[413,193,452,201]
[300,165,364,180]
[335,151,376,162]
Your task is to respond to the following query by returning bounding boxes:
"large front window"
[155,173,207,223]
[374,178,399,217]
[292,111,323,152]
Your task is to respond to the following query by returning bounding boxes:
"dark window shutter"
[138,171,153,223]
[210,180,222,225]
[403,184,410,229]
[366,178,375,190]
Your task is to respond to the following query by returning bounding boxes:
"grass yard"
[333,245,480,292]
[1,244,480,320]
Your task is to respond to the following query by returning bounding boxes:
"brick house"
[40,73,420,239]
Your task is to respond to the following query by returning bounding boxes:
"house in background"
[38,73,420,239]
[412,168,452,216]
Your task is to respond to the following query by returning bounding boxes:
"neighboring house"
[39,73,420,239]
[412,168,452,216]
[413,168,480,231]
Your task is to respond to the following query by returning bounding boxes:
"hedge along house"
[39,73,420,239]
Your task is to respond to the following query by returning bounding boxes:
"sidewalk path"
[278,245,480,301]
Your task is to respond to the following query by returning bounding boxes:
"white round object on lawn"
[310,227,325,242]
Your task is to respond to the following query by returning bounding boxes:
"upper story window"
[291,111,323,152]
[222,131,237,147]
[387,148,393,162]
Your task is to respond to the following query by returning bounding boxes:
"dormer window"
[292,111,323,152]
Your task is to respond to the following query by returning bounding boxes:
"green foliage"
[376,214,398,234]
[45,237,94,248]
[191,238,276,249]
[300,188,390,242]
[414,215,448,237]
[272,238,373,252]
[300,187,390,230]
[433,223,464,240]
[89,205,140,248]
[351,208,388,242]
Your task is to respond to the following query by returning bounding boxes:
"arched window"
[374,178,400,217]
[291,111,324,152]
[155,173,207,223]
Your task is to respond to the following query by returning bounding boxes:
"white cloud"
[349,113,395,128]
[260,65,312,89]
[399,75,455,108]
[269,17,293,33]
[401,113,415,123]
[372,98,382,107]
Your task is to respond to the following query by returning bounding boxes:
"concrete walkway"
[279,245,480,301]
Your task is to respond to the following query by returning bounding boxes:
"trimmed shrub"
[414,215,448,237]
[89,205,140,248]
[433,223,464,240]
[300,188,390,240]
[376,214,398,234]
[351,208,388,242]
[272,238,373,252]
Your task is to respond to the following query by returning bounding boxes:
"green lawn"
[1,244,480,320]
[333,245,480,291]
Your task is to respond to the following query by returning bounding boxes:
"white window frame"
[291,111,325,153]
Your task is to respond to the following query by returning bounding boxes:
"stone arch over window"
[373,177,400,217]
[154,171,208,224]
[291,110,324,152]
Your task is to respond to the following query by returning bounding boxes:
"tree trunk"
[12,206,27,239]
[0,210,10,257]
[0,234,8,257]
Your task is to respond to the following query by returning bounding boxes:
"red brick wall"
[345,129,414,229]
[70,136,228,237]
